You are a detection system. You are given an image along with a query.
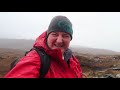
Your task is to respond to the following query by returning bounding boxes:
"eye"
[63,34,70,38]
[51,32,57,37]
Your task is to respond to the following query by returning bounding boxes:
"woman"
[4,15,83,78]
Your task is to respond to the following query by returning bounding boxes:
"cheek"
[62,40,70,53]
[64,40,70,48]
[47,37,55,47]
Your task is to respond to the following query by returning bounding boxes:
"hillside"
[0,38,34,51]
[0,48,25,77]
[1,47,120,78]
[0,38,120,55]
[69,45,120,55]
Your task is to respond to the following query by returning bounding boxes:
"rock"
[116,74,120,78]
[103,74,115,78]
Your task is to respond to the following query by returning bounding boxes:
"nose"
[56,35,63,43]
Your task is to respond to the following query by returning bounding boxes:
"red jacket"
[4,31,83,78]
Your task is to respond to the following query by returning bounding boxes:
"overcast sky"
[0,12,120,52]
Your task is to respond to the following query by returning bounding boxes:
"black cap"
[47,15,73,39]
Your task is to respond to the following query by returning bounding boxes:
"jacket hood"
[33,31,48,50]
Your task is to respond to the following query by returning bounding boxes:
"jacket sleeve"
[4,50,41,78]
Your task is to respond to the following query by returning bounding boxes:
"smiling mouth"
[54,44,63,48]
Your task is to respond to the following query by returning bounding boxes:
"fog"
[0,12,120,52]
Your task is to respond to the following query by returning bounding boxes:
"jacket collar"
[64,48,72,62]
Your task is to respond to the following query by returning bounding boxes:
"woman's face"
[47,31,71,54]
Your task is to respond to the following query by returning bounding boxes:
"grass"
[1,48,120,78]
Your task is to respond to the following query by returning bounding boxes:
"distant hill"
[0,38,34,51]
[0,38,120,55]
[69,45,120,55]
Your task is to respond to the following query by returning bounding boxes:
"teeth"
[56,46,62,47]
[55,44,63,47]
